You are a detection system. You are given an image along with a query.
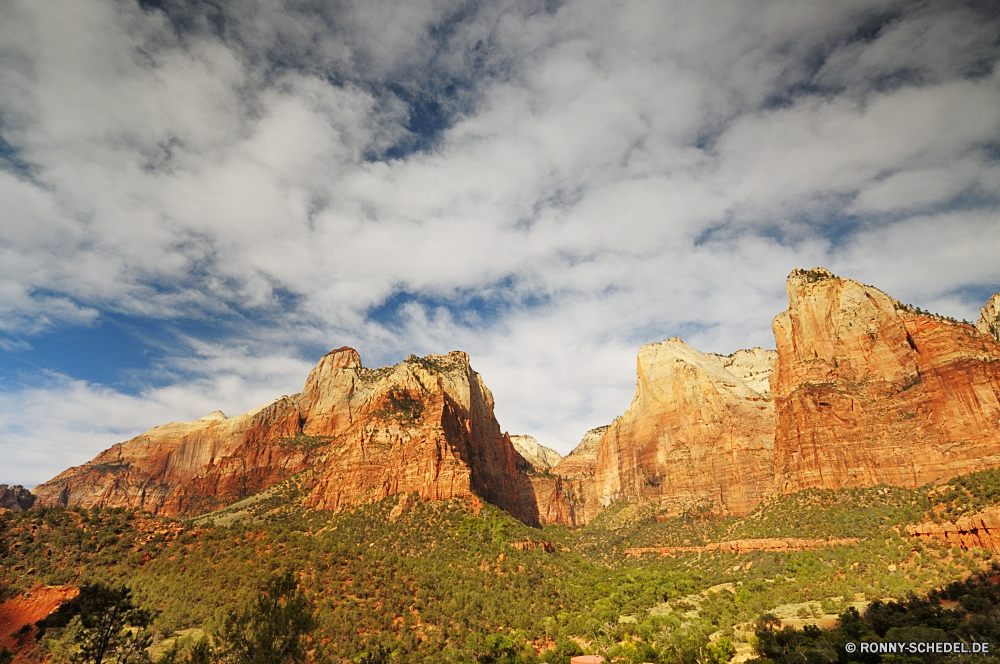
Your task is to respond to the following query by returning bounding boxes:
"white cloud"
[1,0,999,479]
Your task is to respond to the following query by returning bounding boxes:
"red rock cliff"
[514,427,607,528]
[302,351,525,521]
[593,339,777,517]
[771,268,1000,494]
[32,348,527,522]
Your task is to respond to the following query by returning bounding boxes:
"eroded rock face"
[906,507,1000,552]
[593,339,777,517]
[0,485,35,512]
[978,292,1000,344]
[512,427,607,528]
[509,435,562,472]
[550,426,606,479]
[302,351,525,522]
[771,269,1000,494]
[33,348,527,522]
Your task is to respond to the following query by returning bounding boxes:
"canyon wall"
[515,426,608,528]
[978,292,1000,343]
[33,348,528,522]
[771,269,1000,494]
[593,339,777,517]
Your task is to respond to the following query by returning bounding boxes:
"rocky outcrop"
[771,269,1000,494]
[302,351,525,522]
[32,403,312,516]
[509,435,562,472]
[594,339,777,517]
[514,427,607,528]
[906,508,1000,552]
[550,426,606,479]
[624,537,859,558]
[978,292,1000,344]
[0,485,35,511]
[33,348,528,523]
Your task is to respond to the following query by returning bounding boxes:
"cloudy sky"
[2,0,999,487]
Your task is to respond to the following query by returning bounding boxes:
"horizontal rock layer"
[624,538,859,557]
[906,507,1000,552]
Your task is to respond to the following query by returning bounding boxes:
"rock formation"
[509,435,562,472]
[906,507,1000,552]
[509,427,607,528]
[977,292,1000,343]
[624,537,859,558]
[0,485,35,512]
[33,348,528,523]
[301,350,525,521]
[593,339,777,517]
[771,268,1000,494]
[550,426,606,479]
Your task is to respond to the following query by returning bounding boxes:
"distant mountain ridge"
[29,270,1000,528]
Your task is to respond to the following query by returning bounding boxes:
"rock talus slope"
[593,340,777,516]
[771,268,1000,494]
[33,348,528,522]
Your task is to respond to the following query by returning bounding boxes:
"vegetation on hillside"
[3,470,1000,663]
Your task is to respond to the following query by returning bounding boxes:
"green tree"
[70,584,155,664]
[217,573,317,664]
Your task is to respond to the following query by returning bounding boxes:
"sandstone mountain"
[771,268,1000,494]
[550,425,606,479]
[0,485,35,512]
[516,427,606,528]
[27,270,1000,530]
[978,291,1000,343]
[33,348,531,523]
[509,435,562,472]
[593,339,777,517]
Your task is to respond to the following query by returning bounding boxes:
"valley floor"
[4,470,1000,664]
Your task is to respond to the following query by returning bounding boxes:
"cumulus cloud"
[1,0,999,480]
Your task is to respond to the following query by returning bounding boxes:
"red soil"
[0,585,78,657]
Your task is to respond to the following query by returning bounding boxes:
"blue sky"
[2,0,1000,487]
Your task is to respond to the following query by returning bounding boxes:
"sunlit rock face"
[301,350,525,522]
[978,291,1000,343]
[509,435,562,472]
[515,427,608,528]
[771,269,1000,495]
[593,338,777,517]
[33,348,527,522]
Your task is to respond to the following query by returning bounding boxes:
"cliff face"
[0,485,35,512]
[514,427,608,528]
[302,351,525,521]
[978,292,1000,343]
[593,339,777,517]
[33,348,527,522]
[509,435,562,472]
[771,269,1000,494]
[906,507,1000,552]
[550,426,606,479]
